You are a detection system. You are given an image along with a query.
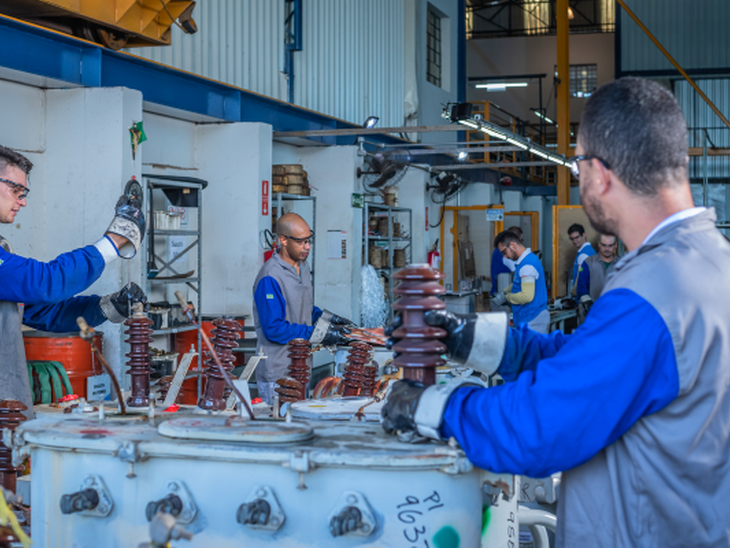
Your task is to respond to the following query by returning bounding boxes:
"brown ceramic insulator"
[124,313,154,407]
[197,317,243,411]
[287,338,312,400]
[391,264,448,386]
[0,525,21,547]
[0,400,27,493]
[275,377,305,403]
[361,365,378,397]
[156,376,172,404]
[342,342,372,396]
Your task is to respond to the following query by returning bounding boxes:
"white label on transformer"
[87,374,111,401]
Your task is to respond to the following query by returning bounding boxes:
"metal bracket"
[117,441,140,463]
[71,475,114,518]
[288,450,310,473]
[327,491,377,538]
[519,474,560,504]
[236,485,285,531]
[149,480,198,524]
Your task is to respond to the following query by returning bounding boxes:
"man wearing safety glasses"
[382,78,730,546]
[0,145,147,418]
[253,212,354,405]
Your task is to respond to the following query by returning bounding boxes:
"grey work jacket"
[0,235,34,419]
[557,209,730,548]
[583,253,617,301]
[252,252,313,383]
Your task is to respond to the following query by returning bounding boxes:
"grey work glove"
[381,378,480,440]
[310,315,351,346]
[100,282,149,323]
[491,290,508,307]
[106,194,146,258]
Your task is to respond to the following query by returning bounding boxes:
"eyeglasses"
[567,155,611,180]
[0,178,29,201]
[282,233,314,245]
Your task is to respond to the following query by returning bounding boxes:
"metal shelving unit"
[143,174,207,397]
[363,203,412,321]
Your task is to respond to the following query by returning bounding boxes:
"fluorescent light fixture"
[475,82,529,90]
[505,137,528,150]
[363,116,379,129]
[458,119,480,130]
[531,148,551,160]
[457,151,468,161]
[533,111,555,125]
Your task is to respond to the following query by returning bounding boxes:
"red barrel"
[23,331,103,401]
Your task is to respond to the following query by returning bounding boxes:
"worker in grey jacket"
[575,233,617,319]
[382,78,730,547]
[253,213,352,405]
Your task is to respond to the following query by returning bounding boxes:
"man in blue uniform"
[382,78,730,547]
[489,226,520,296]
[0,145,147,418]
[492,230,549,333]
[253,213,353,405]
[567,223,595,296]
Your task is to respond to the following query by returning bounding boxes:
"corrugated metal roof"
[620,0,730,73]
[131,0,405,128]
[676,78,730,179]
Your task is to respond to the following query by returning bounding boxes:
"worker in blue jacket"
[0,145,147,418]
[567,223,595,296]
[382,78,730,547]
[489,226,520,296]
[253,213,353,404]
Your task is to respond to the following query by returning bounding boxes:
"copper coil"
[197,317,242,411]
[391,264,447,386]
[342,342,372,397]
[0,400,27,493]
[275,377,304,403]
[124,313,154,407]
[361,365,378,397]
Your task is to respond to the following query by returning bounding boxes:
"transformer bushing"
[197,317,243,411]
[360,364,378,397]
[391,264,447,386]
[342,342,372,397]
[125,309,154,407]
[0,399,27,493]
[275,339,311,402]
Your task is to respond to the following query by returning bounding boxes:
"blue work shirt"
[511,248,548,326]
[570,242,596,293]
[490,247,513,295]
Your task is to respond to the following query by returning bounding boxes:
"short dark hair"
[0,145,33,176]
[494,230,522,249]
[579,77,688,196]
[568,223,585,236]
[507,226,523,238]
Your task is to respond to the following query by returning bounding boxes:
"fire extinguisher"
[263,229,278,262]
[428,239,441,270]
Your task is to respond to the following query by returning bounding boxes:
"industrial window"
[427,8,442,88]
[570,64,597,98]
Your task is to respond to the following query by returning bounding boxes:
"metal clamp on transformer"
[59,475,113,517]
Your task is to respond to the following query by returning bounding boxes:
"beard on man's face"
[581,185,619,236]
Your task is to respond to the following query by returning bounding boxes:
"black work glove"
[330,314,356,328]
[385,310,477,365]
[381,379,427,435]
[318,323,351,347]
[106,194,146,258]
[100,282,149,323]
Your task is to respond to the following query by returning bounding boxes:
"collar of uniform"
[614,208,717,271]
[515,247,532,265]
[641,206,706,246]
[272,250,302,274]
[578,242,592,253]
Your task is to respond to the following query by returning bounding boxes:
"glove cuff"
[319,309,334,323]
[93,236,119,265]
[413,379,483,440]
[579,294,593,304]
[465,312,509,376]
[106,217,141,259]
[99,294,126,323]
[309,316,329,344]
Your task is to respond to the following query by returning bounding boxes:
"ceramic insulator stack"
[391,264,447,386]
[342,342,372,396]
[197,317,242,411]
[360,364,378,397]
[0,400,27,493]
[125,311,154,407]
[275,339,311,402]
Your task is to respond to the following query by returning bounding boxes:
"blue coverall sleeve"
[312,306,323,324]
[254,276,314,343]
[497,325,570,382]
[441,289,680,478]
[23,296,106,332]
[576,262,590,297]
[0,245,106,305]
